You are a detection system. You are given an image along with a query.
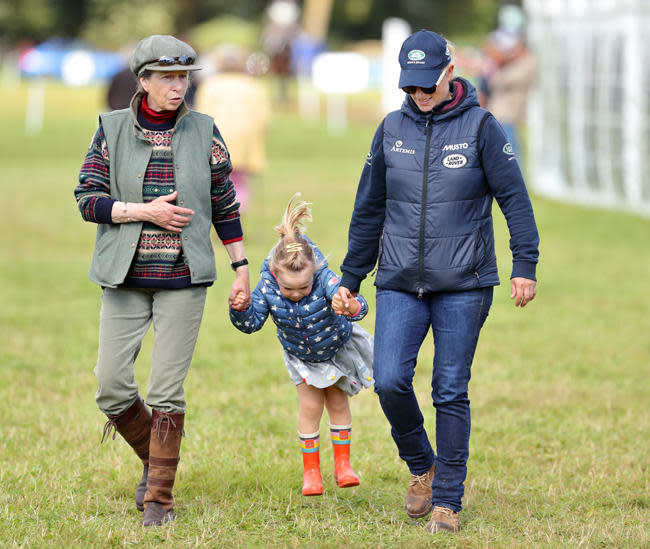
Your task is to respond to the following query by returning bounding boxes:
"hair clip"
[285,243,303,253]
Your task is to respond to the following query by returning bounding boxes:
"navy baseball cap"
[398,30,451,89]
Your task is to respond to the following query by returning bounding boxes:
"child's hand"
[332,293,359,316]
[332,293,346,315]
[229,290,249,311]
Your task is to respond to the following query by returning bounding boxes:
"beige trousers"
[94,286,207,415]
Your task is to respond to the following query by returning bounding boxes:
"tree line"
[0,0,505,48]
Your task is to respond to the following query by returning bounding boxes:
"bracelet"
[121,201,132,223]
[230,258,248,271]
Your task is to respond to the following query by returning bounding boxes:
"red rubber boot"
[300,434,323,496]
[331,426,360,488]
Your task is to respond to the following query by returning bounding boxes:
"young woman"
[337,29,540,533]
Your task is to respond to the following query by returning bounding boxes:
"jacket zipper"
[418,117,434,298]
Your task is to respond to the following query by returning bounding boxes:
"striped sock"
[330,423,352,446]
[299,430,320,453]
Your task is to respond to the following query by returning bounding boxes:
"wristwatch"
[230,258,248,271]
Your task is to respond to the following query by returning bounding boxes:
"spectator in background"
[480,31,536,160]
[263,0,300,102]
[106,65,137,110]
[479,4,536,161]
[194,46,271,211]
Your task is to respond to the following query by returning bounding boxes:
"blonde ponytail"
[271,193,317,273]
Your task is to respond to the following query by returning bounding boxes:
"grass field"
[1,82,648,548]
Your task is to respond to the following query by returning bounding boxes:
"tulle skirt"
[283,324,374,396]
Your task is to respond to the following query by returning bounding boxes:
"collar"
[137,95,178,131]
[140,94,177,124]
[439,80,464,112]
[129,91,190,138]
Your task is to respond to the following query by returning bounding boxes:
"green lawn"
[1,83,648,548]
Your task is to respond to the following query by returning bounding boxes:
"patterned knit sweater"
[75,101,242,289]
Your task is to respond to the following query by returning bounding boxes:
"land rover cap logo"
[408,50,426,61]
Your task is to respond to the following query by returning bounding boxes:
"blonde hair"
[446,39,456,61]
[271,193,317,273]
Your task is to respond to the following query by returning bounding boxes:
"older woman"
[74,35,251,527]
[337,30,539,533]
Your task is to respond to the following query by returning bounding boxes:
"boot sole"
[334,472,360,488]
[336,478,360,488]
[406,504,433,519]
[142,512,175,527]
[302,490,323,496]
[426,521,460,533]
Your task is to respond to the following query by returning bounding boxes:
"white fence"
[524,0,650,216]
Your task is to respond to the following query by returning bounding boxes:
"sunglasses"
[152,55,195,66]
[402,84,437,95]
[402,65,449,95]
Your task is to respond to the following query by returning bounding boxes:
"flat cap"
[130,35,201,76]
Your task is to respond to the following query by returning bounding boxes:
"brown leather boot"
[101,397,151,512]
[405,463,435,518]
[426,506,460,533]
[142,410,184,527]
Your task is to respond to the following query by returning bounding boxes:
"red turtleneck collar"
[140,94,177,123]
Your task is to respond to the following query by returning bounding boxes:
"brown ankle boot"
[142,410,184,527]
[405,464,435,518]
[101,397,152,512]
[426,506,460,533]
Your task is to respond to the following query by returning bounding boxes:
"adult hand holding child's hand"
[229,290,249,311]
[333,287,359,316]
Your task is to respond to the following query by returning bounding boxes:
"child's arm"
[350,293,369,320]
[323,269,368,321]
[229,279,270,333]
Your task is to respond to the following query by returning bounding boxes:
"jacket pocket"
[371,229,384,277]
[474,227,487,267]
[472,227,487,271]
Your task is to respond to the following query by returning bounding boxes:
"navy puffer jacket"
[341,77,539,295]
[230,239,368,362]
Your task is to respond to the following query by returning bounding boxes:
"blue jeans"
[373,287,493,512]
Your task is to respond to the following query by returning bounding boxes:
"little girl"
[230,194,373,496]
